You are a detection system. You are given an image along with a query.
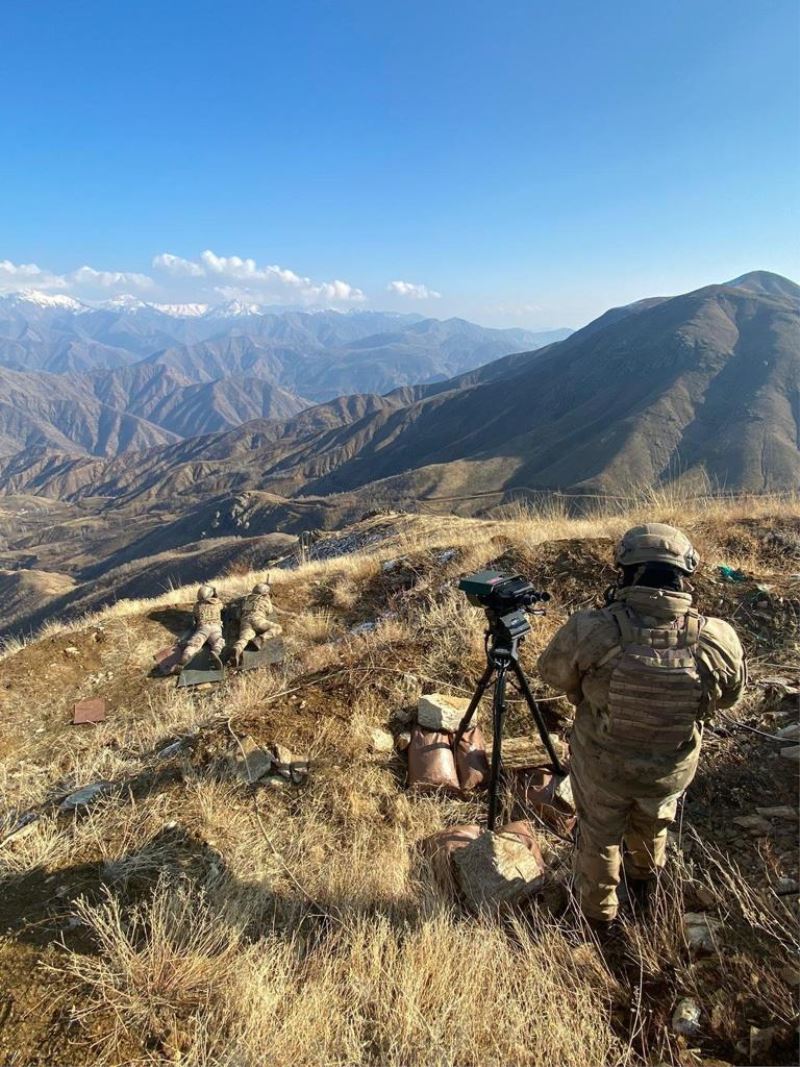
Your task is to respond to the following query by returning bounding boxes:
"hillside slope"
[0,504,797,1067]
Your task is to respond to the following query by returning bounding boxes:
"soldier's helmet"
[252,582,271,595]
[197,584,217,601]
[615,523,699,574]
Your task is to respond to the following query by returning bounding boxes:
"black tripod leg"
[454,661,495,748]
[487,661,508,831]
[511,658,565,776]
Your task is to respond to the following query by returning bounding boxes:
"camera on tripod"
[459,570,550,643]
[456,570,561,829]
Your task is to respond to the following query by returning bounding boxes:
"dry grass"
[1,495,798,1065]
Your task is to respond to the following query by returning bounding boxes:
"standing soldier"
[231,581,282,666]
[538,524,746,927]
[179,584,225,670]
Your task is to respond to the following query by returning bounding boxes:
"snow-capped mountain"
[3,289,88,311]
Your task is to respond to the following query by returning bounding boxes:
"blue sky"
[1,0,798,327]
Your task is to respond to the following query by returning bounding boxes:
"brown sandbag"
[407,725,460,794]
[421,823,482,891]
[509,767,577,835]
[453,821,547,910]
[455,725,490,792]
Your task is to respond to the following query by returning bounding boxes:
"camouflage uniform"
[538,525,746,922]
[232,583,282,662]
[180,585,225,665]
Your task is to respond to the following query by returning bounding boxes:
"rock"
[157,740,183,760]
[0,815,39,846]
[776,722,800,740]
[453,822,546,910]
[421,824,482,891]
[780,745,800,763]
[671,997,701,1036]
[774,877,800,895]
[59,781,112,812]
[64,646,80,657]
[417,693,471,733]
[733,814,772,834]
[394,730,412,752]
[231,736,274,783]
[289,760,310,785]
[756,805,797,820]
[350,621,377,635]
[498,733,568,769]
[683,912,722,953]
[749,1025,775,1063]
[370,728,395,753]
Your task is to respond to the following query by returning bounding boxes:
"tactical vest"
[195,598,222,625]
[597,601,706,751]
[243,591,272,618]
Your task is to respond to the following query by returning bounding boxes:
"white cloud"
[152,252,205,277]
[0,259,68,292]
[0,258,153,296]
[387,279,442,300]
[71,265,153,290]
[152,248,366,305]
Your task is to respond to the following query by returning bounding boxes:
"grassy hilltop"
[0,494,798,1066]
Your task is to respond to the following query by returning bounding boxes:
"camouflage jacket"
[194,597,223,626]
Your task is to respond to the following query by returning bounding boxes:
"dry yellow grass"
[0,493,798,1065]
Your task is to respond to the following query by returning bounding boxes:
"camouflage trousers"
[181,623,224,664]
[233,614,282,657]
[570,749,690,922]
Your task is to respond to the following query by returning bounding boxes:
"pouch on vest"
[601,603,706,751]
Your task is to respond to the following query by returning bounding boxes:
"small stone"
[157,741,183,760]
[59,782,112,811]
[231,736,274,784]
[749,1025,775,1063]
[64,646,80,657]
[272,743,295,766]
[733,815,772,834]
[776,722,800,740]
[0,816,39,847]
[289,760,309,785]
[780,745,800,762]
[774,877,800,895]
[370,728,394,753]
[683,912,722,954]
[350,621,376,635]
[395,730,412,752]
[671,997,701,1036]
[756,805,798,820]
[264,776,288,790]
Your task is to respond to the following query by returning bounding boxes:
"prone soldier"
[538,524,746,926]
[230,581,283,666]
[179,584,225,670]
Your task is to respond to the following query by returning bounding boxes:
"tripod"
[455,625,564,831]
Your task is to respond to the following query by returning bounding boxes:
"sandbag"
[455,725,490,792]
[509,768,577,835]
[407,726,460,794]
[421,823,481,891]
[453,821,546,910]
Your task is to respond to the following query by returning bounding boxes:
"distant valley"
[0,296,568,456]
[0,270,797,637]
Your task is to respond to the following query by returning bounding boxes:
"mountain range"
[0,269,797,636]
[0,297,568,456]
